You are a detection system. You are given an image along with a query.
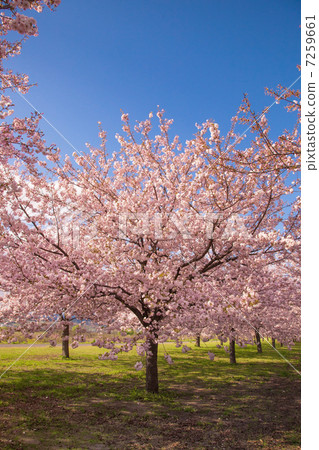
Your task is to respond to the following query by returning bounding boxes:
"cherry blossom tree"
[0,0,61,173]
[0,2,301,384]
[0,0,67,352]
[0,89,300,391]
[0,0,300,394]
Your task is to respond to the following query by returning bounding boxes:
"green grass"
[0,340,301,449]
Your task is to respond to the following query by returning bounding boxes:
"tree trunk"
[272,338,276,348]
[229,339,236,364]
[145,338,158,393]
[255,330,262,353]
[195,334,201,347]
[280,342,283,347]
[61,321,70,358]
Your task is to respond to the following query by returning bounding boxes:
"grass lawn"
[0,340,300,449]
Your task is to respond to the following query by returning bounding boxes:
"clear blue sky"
[7,0,300,158]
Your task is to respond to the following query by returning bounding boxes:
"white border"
[301,0,319,447]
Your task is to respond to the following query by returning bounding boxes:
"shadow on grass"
[0,345,301,449]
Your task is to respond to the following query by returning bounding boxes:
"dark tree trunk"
[255,330,262,353]
[146,338,158,393]
[229,339,236,364]
[272,338,276,348]
[195,334,201,347]
[280,342,283,347]
[61,321,70,358]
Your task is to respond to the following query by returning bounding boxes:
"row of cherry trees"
[0,0,300,393]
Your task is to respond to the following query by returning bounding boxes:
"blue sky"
[7,0,300,158]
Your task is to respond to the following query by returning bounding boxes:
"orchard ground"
[0,341,300,449]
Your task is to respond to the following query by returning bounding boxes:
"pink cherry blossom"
[135,361,143,371]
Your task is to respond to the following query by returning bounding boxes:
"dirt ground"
[0,375,300,449]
